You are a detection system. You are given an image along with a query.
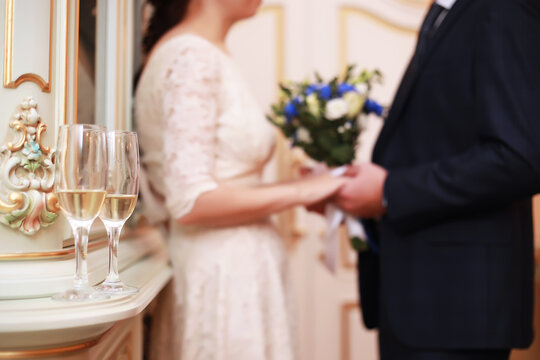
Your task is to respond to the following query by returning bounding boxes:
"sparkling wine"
[57,190,106,221]
[100,194,137,222]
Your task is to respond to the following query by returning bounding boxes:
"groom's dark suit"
[359,0,540,356]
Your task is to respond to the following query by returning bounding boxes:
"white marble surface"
[0,227,172,349]
[0,227,164,299]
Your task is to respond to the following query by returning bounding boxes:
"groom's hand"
[334,163,388,218]
[300,164,354,216]
[306,201,326,215]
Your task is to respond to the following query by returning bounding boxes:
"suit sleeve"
[383,2,540,233]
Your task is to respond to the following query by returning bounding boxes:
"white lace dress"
[135,34,295,360]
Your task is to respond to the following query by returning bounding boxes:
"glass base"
[94,281,139,296]
[52,287,110,301]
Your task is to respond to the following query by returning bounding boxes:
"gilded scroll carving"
[0,97,59,234]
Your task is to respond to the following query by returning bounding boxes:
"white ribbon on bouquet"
[323,166,367,273]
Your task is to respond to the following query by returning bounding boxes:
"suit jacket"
[360,0,540,349]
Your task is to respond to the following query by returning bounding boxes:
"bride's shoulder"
[146,33,223,81]
[154,34,221,64]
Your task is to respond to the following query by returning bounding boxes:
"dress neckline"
[150,33,232,64]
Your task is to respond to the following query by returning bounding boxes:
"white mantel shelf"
[0,227,172,350]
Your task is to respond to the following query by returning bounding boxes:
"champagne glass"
[94,131,139,295]
[53,124,108,301]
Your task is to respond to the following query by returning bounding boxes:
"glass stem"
[105,223,124,284]
[73,222,92,290]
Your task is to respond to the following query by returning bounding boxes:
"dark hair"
[143,0,190,55]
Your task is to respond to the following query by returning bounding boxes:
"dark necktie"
[416,2,447,60]
[390,2,447,109]
[379,1,448,149]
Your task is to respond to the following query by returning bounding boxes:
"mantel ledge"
[0,241,172,349]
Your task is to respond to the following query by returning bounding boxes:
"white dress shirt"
[433,0,456,28]
[436,0,457,10]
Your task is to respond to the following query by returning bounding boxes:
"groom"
[334,0,540,358]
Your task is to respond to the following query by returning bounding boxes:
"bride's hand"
[296,172,349,207]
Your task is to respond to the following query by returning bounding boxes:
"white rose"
[325,98,348,120]
[296,127,313,143]
[355,83,368,96]
[343,92,366,118]
[306,94,321,118]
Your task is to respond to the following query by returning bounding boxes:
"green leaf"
[329,77,339,95]
[297,111,321,126]
[314,132,335,152]
[342,64,355,83]
[330,144,355,165]
[279,83,292,97]
[41,210,58,223]
[271,104,284,115]
[350,237,369,252]
[29,161,40,172]
[4,214,17,223]
[302,145,326,163]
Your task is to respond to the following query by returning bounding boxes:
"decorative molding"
[395,0,430,7]
[0,97,59,235]
[0,337,102,359]
[0,321,128,359]
[96,0,135,129]
[64,0,80,124]
[74,0,80,121]
[2,0,13,90]
[340,225,357,270]
[259,5,285,88]
[63,0,70,124]
[0,237,107,261]
[72,0,80,123]
[110,332,133,360]
[339,6,418,71]
[114,0,134,130]
[115,0,127,129]
[257,5,305,247]
[340,302,360,360]
[0,227,148,261]
[3,0,53,92]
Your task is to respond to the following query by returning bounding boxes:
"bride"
[135,0,346,358]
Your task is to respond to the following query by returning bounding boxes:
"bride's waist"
[170,217,277,237]
[215,165,265,186]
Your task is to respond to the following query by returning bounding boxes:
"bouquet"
[267,65,384,167]
[267,65,385,270]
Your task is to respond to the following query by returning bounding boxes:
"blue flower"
[23,140,42,161]
[364,99,385,117]
[319,84,332,100]
[284,100,298,121]
[305,85,319,96]
[337,83,356,96]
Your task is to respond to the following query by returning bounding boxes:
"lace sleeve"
[161,41,221,220]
